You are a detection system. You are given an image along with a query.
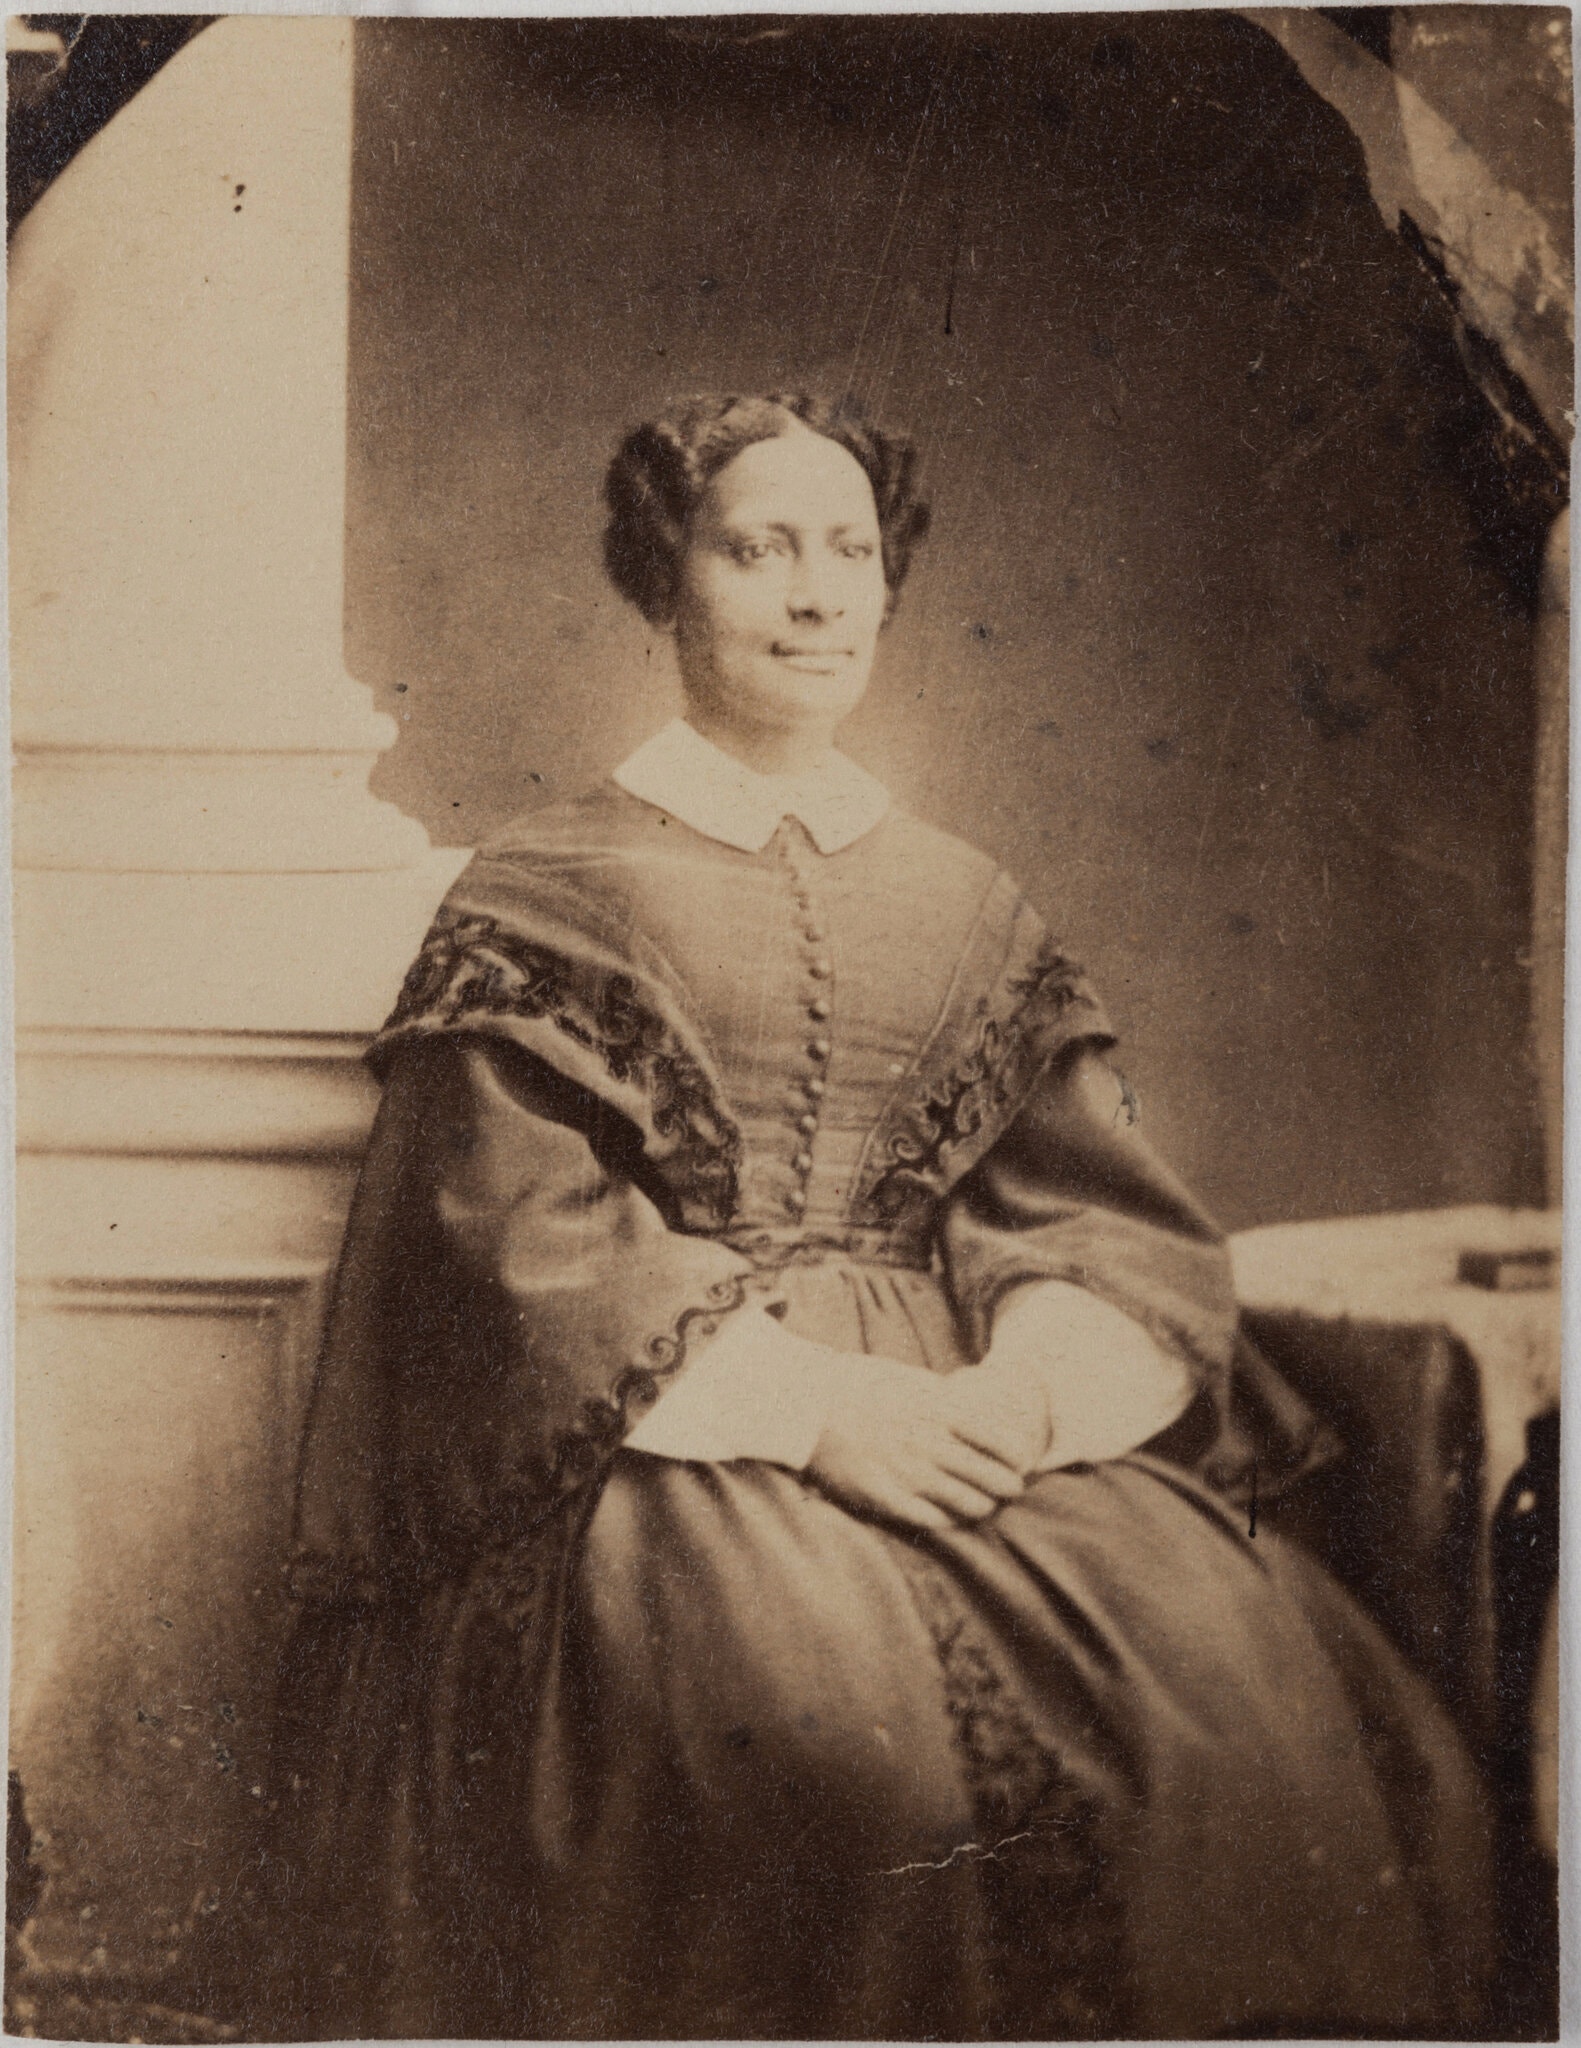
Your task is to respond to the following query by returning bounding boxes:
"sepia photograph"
[6,6,1571,2042]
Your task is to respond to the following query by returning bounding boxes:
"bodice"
[601,807,1005,1261]
[312,777,1260,1589]
[378,782,1111,1270]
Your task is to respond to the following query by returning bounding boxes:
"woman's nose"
[786,556,843,621]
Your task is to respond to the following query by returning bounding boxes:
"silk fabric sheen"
[264,783,1492,2039]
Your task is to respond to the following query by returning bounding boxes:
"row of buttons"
[780,827,831,1220]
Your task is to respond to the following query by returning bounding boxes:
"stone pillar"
[9,18,464,2035]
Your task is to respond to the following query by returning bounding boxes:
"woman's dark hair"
[602,391,931,627]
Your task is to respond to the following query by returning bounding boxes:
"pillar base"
[17,853,468,1035]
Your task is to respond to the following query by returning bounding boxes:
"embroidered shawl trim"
[853,884,1113,1228]
[375,893,742,1232]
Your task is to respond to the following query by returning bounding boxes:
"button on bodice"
[617,812,1002,1246]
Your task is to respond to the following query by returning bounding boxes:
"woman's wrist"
[623,1303,842,1468]
[981,1280,1195,1470]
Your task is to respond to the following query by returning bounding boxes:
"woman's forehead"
[704,426,878,527]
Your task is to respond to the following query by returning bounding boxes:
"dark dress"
[265,783,1493,2040]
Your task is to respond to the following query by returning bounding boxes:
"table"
[1230,1204,1560,1879]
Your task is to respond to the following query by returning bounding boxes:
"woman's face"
[673,424,889,745]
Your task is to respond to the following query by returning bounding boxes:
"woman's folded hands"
[806,1283,1196,1530]
[806,1354,1045,1531]
[623,1282,1195,1531]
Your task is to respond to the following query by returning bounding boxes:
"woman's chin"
[756,667,872,730]
[686,677,869,745]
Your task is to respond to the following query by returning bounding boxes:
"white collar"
[612,718,891,855]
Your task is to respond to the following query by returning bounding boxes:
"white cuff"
[623,1302,839,1468]
[985,1280,1194,1470]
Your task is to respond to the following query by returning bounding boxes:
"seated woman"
[266,392,1492,2040]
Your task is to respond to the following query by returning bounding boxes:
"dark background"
[345,13,1543,1230]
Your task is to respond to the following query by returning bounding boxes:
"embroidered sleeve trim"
[376,906,742,1228]
[533,1272,758,1502]
[854,933,1109,1228]
[285,1271,761,1609]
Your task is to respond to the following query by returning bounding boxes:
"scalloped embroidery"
[468,1271,759,1625]
[286,1271,758,1611]
[382,907,742,1228]
[854,939,1101,1228]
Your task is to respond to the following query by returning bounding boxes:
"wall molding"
[17,1264,330,1328]
[10,1263,334,2040]
[17,1027,380,1160]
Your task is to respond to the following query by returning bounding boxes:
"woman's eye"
[732,539,779,564]
[840,541,876,560]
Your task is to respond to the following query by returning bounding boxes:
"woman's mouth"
[771,645,853,672]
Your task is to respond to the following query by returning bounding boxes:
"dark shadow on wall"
[345,12,1545,1231]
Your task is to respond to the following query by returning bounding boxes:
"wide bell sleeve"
[262,1019,764,2040]
[289,1032,760,1596]
[287,855,773,1600]
[941,1041,1239,1403]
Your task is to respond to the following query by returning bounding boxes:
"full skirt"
[266,1260,1494,2040]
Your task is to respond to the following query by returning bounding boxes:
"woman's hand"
[807,1356,1027,1531]
[938,1358,1053,1477]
